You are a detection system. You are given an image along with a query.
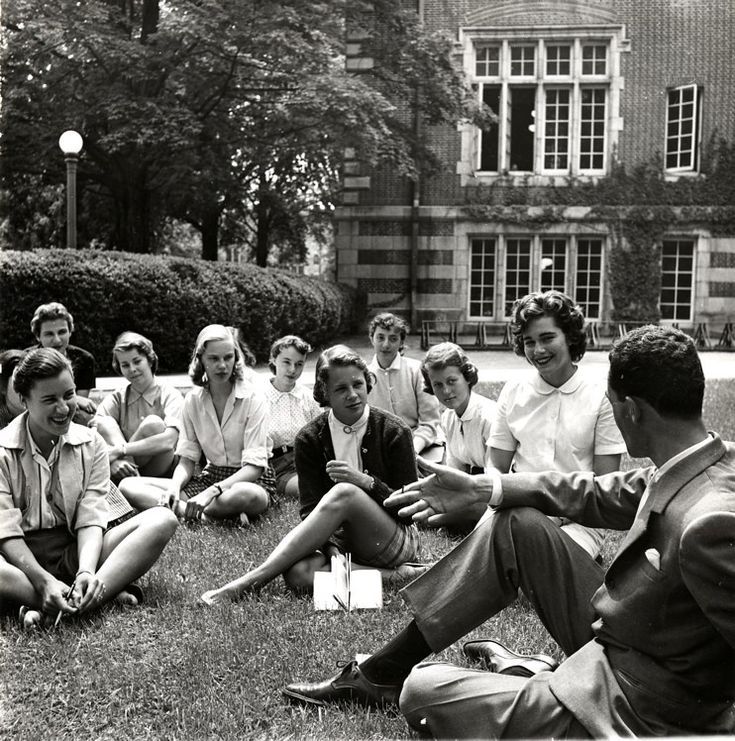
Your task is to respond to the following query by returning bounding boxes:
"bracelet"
[121,442,127,457]
[213,484,224,497]
[76,569,93,577]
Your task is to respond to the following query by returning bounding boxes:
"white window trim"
[456,25,628,187]
[664,84,702,175]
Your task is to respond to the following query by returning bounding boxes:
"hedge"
[0,249,362,374]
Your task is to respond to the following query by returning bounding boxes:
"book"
[313,553,383,612]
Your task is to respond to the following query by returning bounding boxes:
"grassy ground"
[2,380,733,740]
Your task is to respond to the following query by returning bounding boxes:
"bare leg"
[283,475,300,499]
[199,482,269,520]
[93,508,178,604]
[0,556,42,608]
[201,483,405,603]
[118,476,172,511]
[131,416,176,476]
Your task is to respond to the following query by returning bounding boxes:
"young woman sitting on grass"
[488,290,626,559]
[262,335,321,499]
[119,324,275,525]
[200,345,423,605]
[94,332,183,484]
[0,348,178,630]
[420,342,497,530]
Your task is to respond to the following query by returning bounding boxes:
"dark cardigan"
[294,406,418,522]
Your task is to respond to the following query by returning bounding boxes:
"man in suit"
[284,325,735,737]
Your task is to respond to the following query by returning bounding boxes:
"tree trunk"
[255,171,271,267]
[141,0,159,41]
[200,208,220,261]
[114,180,152,253]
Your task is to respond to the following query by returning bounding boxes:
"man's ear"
[623,396,641,423]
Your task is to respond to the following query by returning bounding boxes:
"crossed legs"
[395,506,604,736]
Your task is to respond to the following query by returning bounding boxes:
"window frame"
[665,84,702,174]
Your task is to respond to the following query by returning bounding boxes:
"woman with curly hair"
[488,290,625,558]
[200,345,422,604]
[119,325,274,524]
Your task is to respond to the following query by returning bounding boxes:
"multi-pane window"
[510,45,536,76]
[476,46,500,77]
[540,239,567,291]
[468,236,606,320]
[504,239,532,315]
[666,85,700,172]
[660,240,695,320]
[546,44,571,76]
[576,239,603,319]
[469,239,497,317]
[581,45,607,75]
[473,38,611,175]
[544,89,570,170]
[579,88,606,169]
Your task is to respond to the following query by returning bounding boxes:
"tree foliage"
[1,0,478,262]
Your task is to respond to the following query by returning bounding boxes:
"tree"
[1,0,481,261]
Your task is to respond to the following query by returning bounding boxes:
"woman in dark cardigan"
[200,345,422,604]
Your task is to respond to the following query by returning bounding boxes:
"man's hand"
[384,458,493,526]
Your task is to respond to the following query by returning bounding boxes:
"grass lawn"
[2,380,734,740]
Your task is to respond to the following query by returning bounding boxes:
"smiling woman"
[0,348,178,630]
[488,291,627,559]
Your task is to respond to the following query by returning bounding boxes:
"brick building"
[336,0,735,343]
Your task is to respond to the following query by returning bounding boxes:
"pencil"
[54,577,77,627]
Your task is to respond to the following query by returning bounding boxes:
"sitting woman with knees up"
[94,332,183,484]
[119,324,274,525]
[200,345,423,605]
[0,348,178,630]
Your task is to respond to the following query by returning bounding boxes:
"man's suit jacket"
[501,433,735,735]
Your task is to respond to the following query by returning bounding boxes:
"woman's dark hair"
[13,348,74,398]
[510,290,587,362]
[368,312,409,350]
[0,350,26,402]
[269,335,312,374]
[312,345,375,406]
[111,331,159,374]
[420,342,479,394]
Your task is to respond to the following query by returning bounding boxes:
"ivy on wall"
[461,136,735,321]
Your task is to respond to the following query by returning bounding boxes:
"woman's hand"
[183,489,218,521]
[158,483,181,510]
[325,460,368,488]
[110,458,139,480]
[40,575,78,617]
[73,570,107,613]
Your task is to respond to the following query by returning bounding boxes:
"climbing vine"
[460,136,735,321]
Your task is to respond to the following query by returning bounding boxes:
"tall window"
[469,239,497,317]
[504,239,532,315]
[540,239,567,291]
[473,38,612,175]
[660,240,695,320]
[666,85,701,172]
[575,239,603,319]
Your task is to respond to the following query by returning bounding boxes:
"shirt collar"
[530,366,583,396]
[127,380,158,404]
[370,353,402,372]
[266,378,301,399]
[650,433,713,484]
[329,404,370,434]
[458,392,481,422]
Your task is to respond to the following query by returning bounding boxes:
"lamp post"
[58,130,83,249]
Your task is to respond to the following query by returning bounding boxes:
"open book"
[313,553,383,612]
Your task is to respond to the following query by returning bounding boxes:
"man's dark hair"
[608,325,704,419]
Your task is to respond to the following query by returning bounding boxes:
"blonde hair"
[188,324,245,387]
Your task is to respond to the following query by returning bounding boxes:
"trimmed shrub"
[0,249,359,374]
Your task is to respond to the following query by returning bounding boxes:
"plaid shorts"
[181,463,277,502]
[333,521,421,569]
